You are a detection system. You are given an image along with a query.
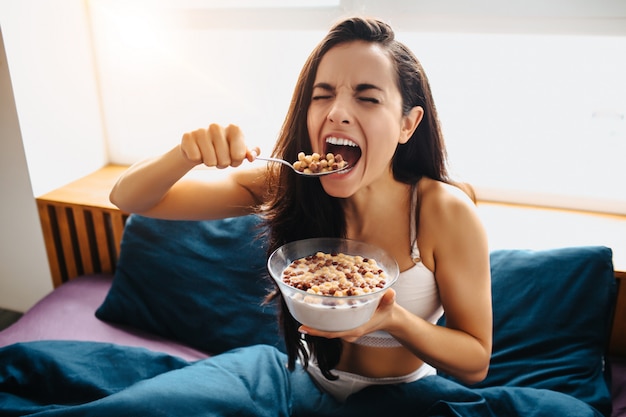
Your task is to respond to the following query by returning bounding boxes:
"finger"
[298,325,335,338]
[247,146,261,162]
[206,123,230,168]
[181,130,209,164]
[298,325,351,340]
[380,288,396,306]
[186,127,218,167]
[224,124,248,167]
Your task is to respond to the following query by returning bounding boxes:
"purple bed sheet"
[1,274,625,416]
[612,357,626,417]
[0,274,210,362]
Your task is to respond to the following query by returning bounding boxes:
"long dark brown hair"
[262,16,450,379]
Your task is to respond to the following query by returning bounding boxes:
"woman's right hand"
[181,123,259,169]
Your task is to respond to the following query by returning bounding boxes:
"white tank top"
[352,190,443,347]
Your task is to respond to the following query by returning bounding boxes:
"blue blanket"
[0,341,602,417]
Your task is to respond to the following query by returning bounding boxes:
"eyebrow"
[312,82,333,92]
[355,83,383,93]
[312,82,384,93]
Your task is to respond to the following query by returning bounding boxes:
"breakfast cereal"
[292,152,347,174]
[282,251,387,297]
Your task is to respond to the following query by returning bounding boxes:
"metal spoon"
[250,150,350,177]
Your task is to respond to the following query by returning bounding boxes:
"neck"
[342,178,411,241]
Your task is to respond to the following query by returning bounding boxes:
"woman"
[110,16,492,405]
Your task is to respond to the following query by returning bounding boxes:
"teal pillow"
[442,246,615,416]
[96,214,284,355]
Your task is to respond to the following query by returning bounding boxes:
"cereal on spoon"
[293,152,347,175]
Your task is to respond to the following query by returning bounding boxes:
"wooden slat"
[72,207,95,276]
[110,211,126,263]
[91,210,113,274]
[36,201,64,288]
[55,205,77,282]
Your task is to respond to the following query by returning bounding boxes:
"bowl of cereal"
[267,238,399,332]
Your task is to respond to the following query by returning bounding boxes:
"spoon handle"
[254,156,293,167]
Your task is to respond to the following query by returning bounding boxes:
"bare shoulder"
[417,178,487,256]
[419,181,491,282]
[418,178,477,218]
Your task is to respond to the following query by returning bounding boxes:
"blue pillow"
[442,246,615,416]
[96,214,284,355]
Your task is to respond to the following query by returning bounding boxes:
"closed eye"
[312,82,334,101]
[312,95,333,101]
[355,83,383,104]
[358,97,380,104]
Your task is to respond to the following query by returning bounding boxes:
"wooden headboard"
[36,165,130,288]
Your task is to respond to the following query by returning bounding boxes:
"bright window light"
[124,0,341,8]
[192,0,340,7]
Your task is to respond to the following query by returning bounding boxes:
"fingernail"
[298,326,308,334]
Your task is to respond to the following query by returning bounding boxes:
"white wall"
[0,0,108,197]
[0,27,53,312]
[0,0,108,311]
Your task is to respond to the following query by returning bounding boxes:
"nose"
[327,97,351,125]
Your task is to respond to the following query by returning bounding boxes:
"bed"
[0,213,624,416]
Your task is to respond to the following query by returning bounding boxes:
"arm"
[109,124,268,220]
[390,182,492,383]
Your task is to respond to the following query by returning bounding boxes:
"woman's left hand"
[298,288,397,342]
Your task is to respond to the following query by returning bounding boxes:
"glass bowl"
[267,238,399,332]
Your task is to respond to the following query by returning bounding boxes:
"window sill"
[476,200,626,277]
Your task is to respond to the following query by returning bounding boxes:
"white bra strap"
[410,185,421,263]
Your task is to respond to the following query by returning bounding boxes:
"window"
[407,33,626,214]
[89,0,626,214]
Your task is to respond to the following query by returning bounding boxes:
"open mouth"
[324,137,362,169]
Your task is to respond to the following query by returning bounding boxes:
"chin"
[320,180,355,199]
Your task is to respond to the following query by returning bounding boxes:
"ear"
[399,106,424,144]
